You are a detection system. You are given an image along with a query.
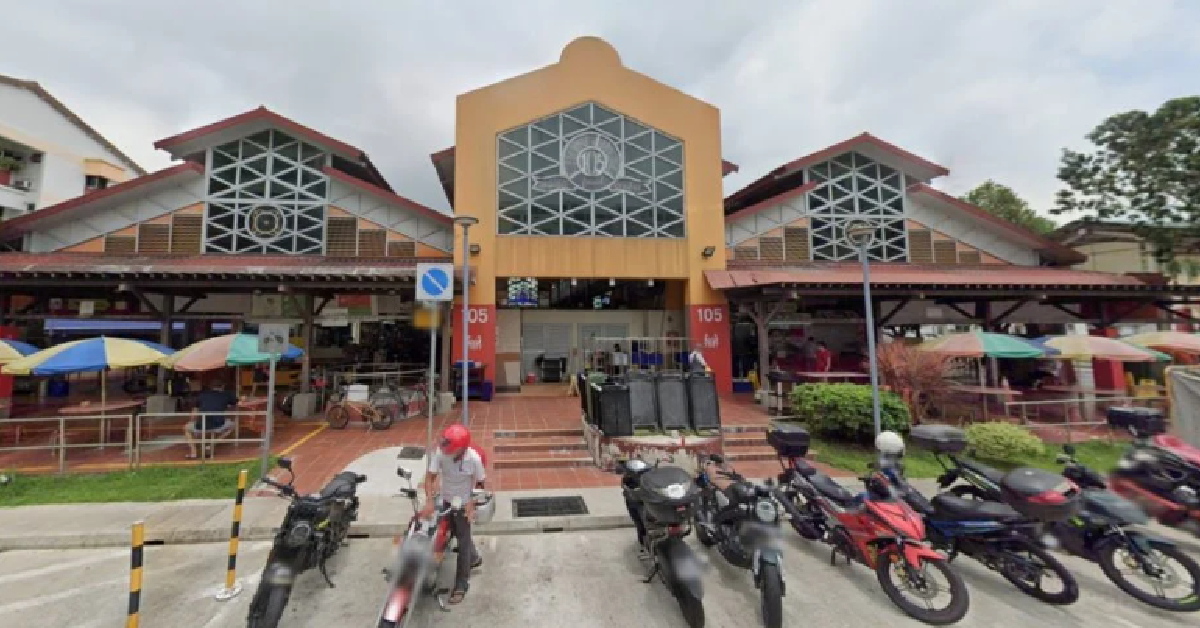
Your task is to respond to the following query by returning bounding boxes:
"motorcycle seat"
[318,471,365,500]
[930,493,1022,522]
[959,458,1006,486]
[809,472,858,507]
[791,459,820,477]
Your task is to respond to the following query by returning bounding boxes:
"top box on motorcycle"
[908,425,968,454]
[1106,406,1167,436]
[639,466,700,524]
[766,424,810,458]
[999,467,1082,522]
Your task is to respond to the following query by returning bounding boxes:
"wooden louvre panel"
[958,250,982,264]
[908,230,934,263]
[758,236,784,261]
[933,240,957,265]
[170,214,203,254]
[104,235,136,254]
[784,227,809,261]
[388,240,416,258]
[137,223,170,254]
[357,229,386,257]
[326,217,358,256]
[733,245,760,261]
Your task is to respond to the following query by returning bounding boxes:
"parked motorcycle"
[768,425,970,625]
[376,464,495,628]
[694,454,786,628]
[1048,443,1200,612]
[618,458,706,628]
[247,457,366,628]
[886,426,1079,605]
[1107,407,1200,537]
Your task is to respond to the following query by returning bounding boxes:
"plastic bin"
[627,370,659,429]
[655,371,689,430]
[346,384,370,402]
[686,371,721,430]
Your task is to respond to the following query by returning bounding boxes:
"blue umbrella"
[0,339,38,364]
[1,336,175,375]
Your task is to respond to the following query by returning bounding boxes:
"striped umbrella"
[1124,331,1200,353]
[1034,335,1167,362]
[919,331,1049,359]
[0,339,38,364]
[160,333,303,372]
[1,336,174,375]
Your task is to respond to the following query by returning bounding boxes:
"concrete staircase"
[491,428,594,470]
[720,424,779,462]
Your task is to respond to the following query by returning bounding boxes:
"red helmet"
[441,424,471,455]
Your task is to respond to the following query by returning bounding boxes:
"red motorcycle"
[375,465,494,628]
[769,426,970,625]
[1108,409,1200,537]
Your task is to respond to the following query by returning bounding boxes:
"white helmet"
[875,430,905,455]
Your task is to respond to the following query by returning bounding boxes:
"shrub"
[966,422,1044,463]
[874,342,952,424]
[790,383,911,444]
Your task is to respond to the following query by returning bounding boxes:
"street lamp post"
[454,216,479,427]
[845,221,883,437]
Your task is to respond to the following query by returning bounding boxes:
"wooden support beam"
[124,286,161,317]
[1153,301,1198,322]
[878,298,912,327]
[990,300,1030,327]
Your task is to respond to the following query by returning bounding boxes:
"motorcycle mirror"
[277,456,293,471]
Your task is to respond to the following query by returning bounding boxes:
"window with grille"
[806,151,908,261]
[784,227,810,261]
[958,250,982,264]
[358,229,386,257]
[933,240,957,264]
[733,246,759,261]
[497,102,685,238]
[759,236,784,261]
[908,230,934,263]
[388,240,416,258]
[170,215,203,254]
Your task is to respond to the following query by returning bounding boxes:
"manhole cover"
[512,496,589,518]
[397,446,426,460]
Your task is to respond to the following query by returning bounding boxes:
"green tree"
[1053,96,1200,262]
[960,180,1056,235]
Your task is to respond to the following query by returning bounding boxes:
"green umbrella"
[919,330,1047,359]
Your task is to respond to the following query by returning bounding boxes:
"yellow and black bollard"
[216,468,248,600]
[126,520,144,628]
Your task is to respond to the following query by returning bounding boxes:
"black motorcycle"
[619,458,706,628]
[694,454,786,628]
[247,457,367,628]
[1047,444,1200,612]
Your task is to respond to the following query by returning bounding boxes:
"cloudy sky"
[5,0,1199,219]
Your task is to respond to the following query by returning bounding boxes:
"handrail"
[0,414,135,473]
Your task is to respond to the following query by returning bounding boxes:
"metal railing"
[1002,395,1168,444]
[0,414,135,473]
[133,411,268,467]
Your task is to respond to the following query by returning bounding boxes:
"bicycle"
[325,386,397,430]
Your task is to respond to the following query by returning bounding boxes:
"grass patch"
[0,460,269,507]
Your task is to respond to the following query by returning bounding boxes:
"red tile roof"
[0,162,204,238]
[706,264,1157,291]
[0,252,453,277]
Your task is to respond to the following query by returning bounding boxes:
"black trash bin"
[655,371,690,430]
[627,370,659,430]
[687,371,721,430]
[595,383,633,437]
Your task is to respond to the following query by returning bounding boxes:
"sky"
[4,0,1199,219]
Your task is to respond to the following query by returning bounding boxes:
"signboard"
[78,301,95,317]
[251,294,303,318]
[257,323,290,355]
[414,303,440,330]
[335,294,375,317]
[416,263,455,302]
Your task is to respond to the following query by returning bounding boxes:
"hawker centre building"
[1,36,1194,398]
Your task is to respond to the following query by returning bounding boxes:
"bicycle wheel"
[370,404,397,430]
[326,404,350,429]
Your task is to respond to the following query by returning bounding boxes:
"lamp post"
[454,215,479,427]
[844,221,883,437]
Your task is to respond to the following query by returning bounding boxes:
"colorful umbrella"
[1125,331,1200,353]
[1033,335,1167,362]
[0,339,38,364]
[919,331,1049,359]
[160,333,303,372]
[0,336,175,375]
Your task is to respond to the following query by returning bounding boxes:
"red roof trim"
[725,181,817,223]
[907,183,1084,264]
[154,107,364,158]
[0,162,204,238]
[705,265,1150,291]
[323,166,452,226]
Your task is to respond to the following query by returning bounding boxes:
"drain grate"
[512,496,589,518]
[397,446,426,460]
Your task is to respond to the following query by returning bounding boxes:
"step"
[722,424,769,434]
[493,427,584,439]
[493,454,596,470]
[722,433,768,447]
[492,438,588,454]
[723,446,779,462]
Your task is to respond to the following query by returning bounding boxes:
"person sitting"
[184,380,239,459]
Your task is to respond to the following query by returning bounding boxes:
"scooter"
[769,425,970,625]
[1107,409,1200,537]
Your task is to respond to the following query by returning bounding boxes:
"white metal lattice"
[204,129,329,254]
[496,102,685,238]
[806,151,908,262]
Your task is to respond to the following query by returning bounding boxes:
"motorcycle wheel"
[759,562,784,628]
[326,405,350,429]
[876,551,970,626]
[677,587,705,628]
[947,484,990,501]
[249,585,290,628]
[1097,538,1200,612]
[695,496,717,547]
[997,541,1079,605]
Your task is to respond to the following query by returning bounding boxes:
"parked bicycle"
[325,385,397,430]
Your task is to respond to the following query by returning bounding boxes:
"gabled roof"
[0,74,147,176]
[724,132,949,215]
[906,183,1085,265]
[0,162,204,239]
[153,106,393,192]
[429,145,739,207]
[323,166,452,225]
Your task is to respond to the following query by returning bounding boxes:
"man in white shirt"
[421,424,486,604]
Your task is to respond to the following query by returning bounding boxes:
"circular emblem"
[247,205,286,240]
[562,133,623,192]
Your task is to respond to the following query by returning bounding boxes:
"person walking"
[420,424,485,604]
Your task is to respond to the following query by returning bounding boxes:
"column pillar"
[440,305,452,393]
[685,279,732,394]
[157,295,174,393]
[300,295,313,393]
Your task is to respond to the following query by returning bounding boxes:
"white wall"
[37,152,85,207]
[29,177,205,252]
[907,195,1039,265]
[0,82,140,176]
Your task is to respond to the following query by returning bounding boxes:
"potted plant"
[0,155,21,187]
